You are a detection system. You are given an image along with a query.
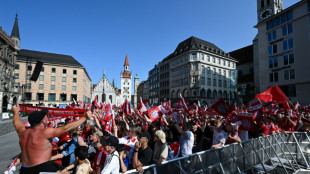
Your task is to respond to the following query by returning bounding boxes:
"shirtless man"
[12,104,92,174]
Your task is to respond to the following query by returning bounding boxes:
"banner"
[19,104,88,117]
[230,70,238,89]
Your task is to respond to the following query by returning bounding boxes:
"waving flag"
[177,94,188,110]
[209,98,234,117]
[256,85,288,104]
[144,99,150,110]
[148,106,163,122]
[92,95,100,109]
[237,112,254,132]
[138,97,147,113]
[294,102,300,110]
[122,99,131,115]
[288,109,298,119]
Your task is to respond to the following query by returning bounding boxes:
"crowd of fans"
[46,103,310,174]
[6,100,310,174]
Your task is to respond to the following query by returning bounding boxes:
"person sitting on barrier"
[153,130,168,165]
[132,131,153,173]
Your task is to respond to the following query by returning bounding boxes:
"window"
[207,78,211,86]
[213,57,216,63]
[39,75,44,81]
[192,76,197,83]
[218,79,222,87]
[218,69,221,76]
[201,77,205,85]
[50,85,55,90]
[73,70,77,75]
[268,44,278,55]
[52,68,56,73]
[213,79,217,86]
[223,60,226,66]
[51,76,56,81]
[207,56,210,62]
[38,84,44,90]
[283,38,293,51]
[228,62,230,67]
[223,70,226,77]
[41,66,44,72]
[26,83,31,89]
[282,23,293,36]
[283,54,294,65]
[284,69,295,80]
[14,73,19,79]
[192,64,197,71]
[223,80,227,88]
[15,64,19,70]
[37,93,44,101]
[269,58,278,68]
[213,68,216,75]
[269,72,278,82]
[63,69,67,74]
[191,53,197,60]
[48,93,56,101]
[71,94,77,102]
[62,85,66,91]
[207,67,211,74]
[62,77,67,82]
[268,30,277,42]
[26,74,31,80]
[27,65,32,71]
[25,92,32,100]
[73,78,77,83]
[60,94,67,101]
[202,66,205,73]
[218,59,221,65]
[72,86,77,91]
[201,54,204,60]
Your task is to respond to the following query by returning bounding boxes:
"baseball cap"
[100,136,119,148]
[28,109,48,127]
[155,130,166,144]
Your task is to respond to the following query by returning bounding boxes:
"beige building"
[254,0,310,105]
[15,49,92,107]
[0,15,19,114]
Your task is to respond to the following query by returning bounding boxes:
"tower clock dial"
[260,8,272,20]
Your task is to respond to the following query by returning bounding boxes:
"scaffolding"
[124,132,310,174]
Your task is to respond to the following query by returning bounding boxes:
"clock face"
[260,8,272,20]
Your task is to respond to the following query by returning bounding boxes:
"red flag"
[237,112,255,132]
[209,98,234,117]
[177,94,188,110]
[143,99,150,110]
[282,101,291,110]
[122,99,131,115]
[92,96,100,108]
[256,85,288,104]
[294,102,300,110]
[147,106,163,122]
[138,97,147,113]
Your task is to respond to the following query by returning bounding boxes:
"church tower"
[257,0,283,23]
[120,54,132,103]
[11,14,20,50]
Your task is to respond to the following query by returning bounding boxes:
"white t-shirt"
[101,150,120,174]
[211,127,227,146]
[179,131,194,156]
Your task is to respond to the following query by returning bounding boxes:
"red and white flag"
[237,112,255,132]
[92,96,100,109]
[143,99,150,110]
[147,106,163,122]
[294,102,300,110]
[122,99,131,115]
[177,94,188,110]
[138,97,147,113]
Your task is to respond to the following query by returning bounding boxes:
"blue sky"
[0,0,300,88]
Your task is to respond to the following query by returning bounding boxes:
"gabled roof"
[17,49,84,68]
[11,14,20,39]
[124,54,129,66]
[163,36,234,62]
[229,45,253,65]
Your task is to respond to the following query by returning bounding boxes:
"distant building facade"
[15,49,92,106]
[254,0,310,105]
[148,65,160,105]
[230,45,255,104]
[0,15,19,113]
[91,72,120,106]
[160,36,238,106]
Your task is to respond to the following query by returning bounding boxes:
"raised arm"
[12,104,25,137]
[44,111,92,139]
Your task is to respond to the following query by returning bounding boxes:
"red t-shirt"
[259,125,269,136]
[279,118,296,131]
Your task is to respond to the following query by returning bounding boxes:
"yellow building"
[15,49,91,107]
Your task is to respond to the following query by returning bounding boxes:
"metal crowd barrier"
[123,132,310,174]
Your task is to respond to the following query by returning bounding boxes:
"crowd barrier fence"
[124,132,310,174]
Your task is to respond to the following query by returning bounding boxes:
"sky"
[0,0,300,89]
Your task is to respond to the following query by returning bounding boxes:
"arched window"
[109,95,112,103]
[213,90,217,99]
[223,91,228,99]
[171,90,176,98]
[177,90,181,98]
[102,94,106,103]
[183,89,189,97]
[207,89,212,98]
[218,90,223,98]
[200,89,206,98]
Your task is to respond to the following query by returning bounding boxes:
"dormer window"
[191,44,196,48]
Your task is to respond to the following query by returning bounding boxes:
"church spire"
[103,68,105,77]
[123,54,130,72]
[11,14,20,39]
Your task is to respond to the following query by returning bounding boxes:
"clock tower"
[121,54,132,103]
[257,0,283,23]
